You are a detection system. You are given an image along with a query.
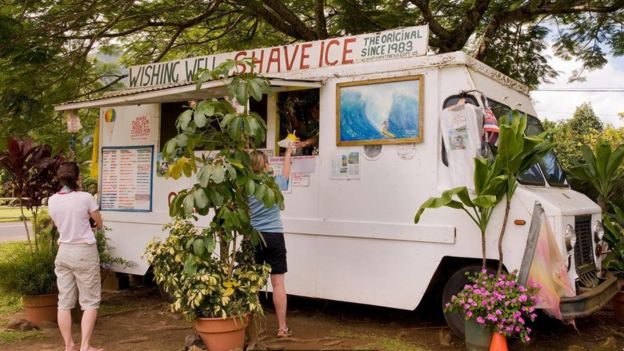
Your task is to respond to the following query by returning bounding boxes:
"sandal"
[276,327,293,338]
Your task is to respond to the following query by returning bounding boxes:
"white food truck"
[55,25,618,335]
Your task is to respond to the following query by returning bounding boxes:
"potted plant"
[144,59,280,351]
[0,138,62,325]
[0,242,58,325]
[444,270,539,350]
[415,112,550,344]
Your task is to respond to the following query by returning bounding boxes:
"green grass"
[333,330,429,351]
[0,290,21,316]
[0,329,43,345]
[0,242,25,316]
[0,206,33,222]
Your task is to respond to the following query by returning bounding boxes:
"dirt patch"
[0,287,622,351]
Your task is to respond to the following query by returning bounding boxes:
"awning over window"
[54,78,323,111]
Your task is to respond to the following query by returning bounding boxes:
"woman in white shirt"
[48,162,104,351]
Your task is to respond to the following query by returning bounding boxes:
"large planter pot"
[464,318,492,351]
[612,289,624,323]
[22,293,58,326]
[194,316,249,351]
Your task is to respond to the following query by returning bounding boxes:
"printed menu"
[100,146,153,211]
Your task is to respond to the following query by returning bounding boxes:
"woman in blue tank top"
[249,145,293,337]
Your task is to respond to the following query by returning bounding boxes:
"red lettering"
[234,51,247,73]
[325,39,340,66]
[318,41,325,67]
[251,50,265,73]
[342,38,356,64]
[267,48,281,73]
[284,45,299,71]
[300,43,312,69]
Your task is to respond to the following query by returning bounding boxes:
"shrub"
[0,244,57,296]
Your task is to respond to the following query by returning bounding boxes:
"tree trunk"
[33,212,38,252]
[18,199,33,253]
[481,228,487,270]
[497,198,511,274]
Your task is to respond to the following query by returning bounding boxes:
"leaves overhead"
[1,0,622,151]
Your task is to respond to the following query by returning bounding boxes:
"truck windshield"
[488,99,568,187]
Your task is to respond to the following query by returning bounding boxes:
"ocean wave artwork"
[339,78,421,144]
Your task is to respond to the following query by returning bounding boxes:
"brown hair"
[57,162,79,191]
[249,150,267,173]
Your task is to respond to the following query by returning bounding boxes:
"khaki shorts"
[55,243,101,310]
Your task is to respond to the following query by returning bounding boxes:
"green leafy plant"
[95,226,132,278]
[0,243,57,296]
[603,204,624,277]
[493,112,552,273]
[567,139,624,212]
[145,59,278,319]
[415,158,506,269]
[145,219,270,320]
[416,112,550,273]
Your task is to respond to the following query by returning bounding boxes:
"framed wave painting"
[336,76,424,146]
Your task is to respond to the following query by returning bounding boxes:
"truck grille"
[573,215,598,288]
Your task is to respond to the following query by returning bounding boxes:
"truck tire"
[442,265,495,337]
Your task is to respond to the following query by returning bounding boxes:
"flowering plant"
[444,270,539,342]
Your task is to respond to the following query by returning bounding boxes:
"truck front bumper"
[560,274,619,319]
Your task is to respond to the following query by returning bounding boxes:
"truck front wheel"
[442,265,495,337]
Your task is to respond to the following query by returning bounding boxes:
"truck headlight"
[565,224,576,252]
[594,220,605,243]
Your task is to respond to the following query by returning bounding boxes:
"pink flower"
[476,316,485,324]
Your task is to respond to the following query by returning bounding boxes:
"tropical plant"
[0,138,62,252]
[95,226,132,275]
[493,112,552,273]
[415,158,506,269]
[144,59,280,319]
[444,270,539,343]
[415,112,551,272]
[603,204,624,278]
[567,139,624,212]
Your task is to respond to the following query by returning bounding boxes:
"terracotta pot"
[612,289,624,323]
[464,318,492,351]
[194,316,248,351]
[22,293,58,326]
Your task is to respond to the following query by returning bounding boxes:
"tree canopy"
[1,0,623,152]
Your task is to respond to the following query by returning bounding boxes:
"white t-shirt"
[440,103,484,190]
[48,191,99,244]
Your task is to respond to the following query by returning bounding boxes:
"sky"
[530,50,624,127]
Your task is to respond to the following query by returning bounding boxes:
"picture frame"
[336,75,424,146]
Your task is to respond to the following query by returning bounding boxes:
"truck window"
[488,99,568,187]
[277,89,320,156]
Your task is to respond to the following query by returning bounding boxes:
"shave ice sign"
[128,25,429,88]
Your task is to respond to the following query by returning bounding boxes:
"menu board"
[100,146,154,212]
